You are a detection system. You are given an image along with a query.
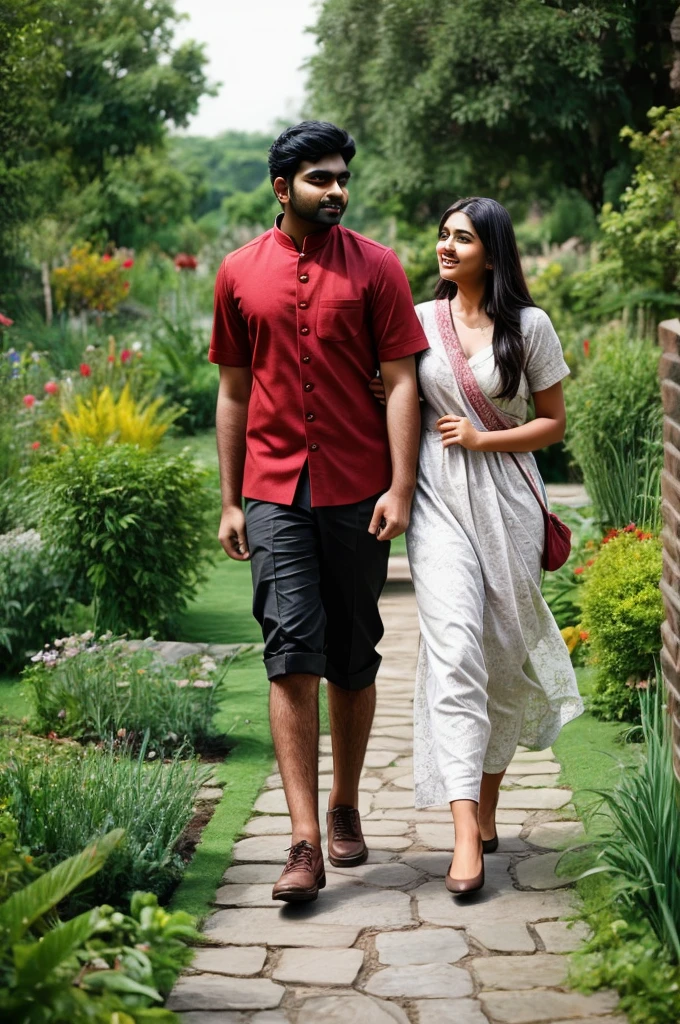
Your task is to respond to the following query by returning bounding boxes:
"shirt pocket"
[316,299,363,341]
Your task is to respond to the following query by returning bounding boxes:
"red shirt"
[209,218,429,507]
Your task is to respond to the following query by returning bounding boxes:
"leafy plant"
[26,633,229,754]
[52,382,182,448]
[540,506,598,630]
[52,243,132,315]
[0,741,207,909]
[35,443,211,636]
[579,529,664,722]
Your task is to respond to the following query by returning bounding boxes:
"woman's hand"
[436,414,482,450]
[368,375,386,405]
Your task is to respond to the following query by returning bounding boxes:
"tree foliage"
[307,0,678,217]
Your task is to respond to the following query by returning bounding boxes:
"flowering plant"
[52,243,132,315]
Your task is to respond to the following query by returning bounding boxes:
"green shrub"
[0,528,68,670]
[0,742,207,909]
[540,507,597,630]
[580,530,663,722]
[35,444,211,636]
[564,333,662,530]
[0,817,196,1023]
[26,633,228,754]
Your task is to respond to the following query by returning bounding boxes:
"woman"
[375,197,583,895]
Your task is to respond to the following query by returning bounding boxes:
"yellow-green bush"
[580,529,664,722]
[52,383,181,448]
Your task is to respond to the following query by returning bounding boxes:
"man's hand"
[368,489,413,542]
[436,414,482,450]
[219,505,250,560]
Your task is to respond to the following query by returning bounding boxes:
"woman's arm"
[437,380,566,452]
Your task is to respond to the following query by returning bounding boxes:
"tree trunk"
[41,261,53,326]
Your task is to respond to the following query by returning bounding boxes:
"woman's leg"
[478,769,506,841]
[450,799,483,880]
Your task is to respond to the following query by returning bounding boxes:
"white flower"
[175,678,189,688]
[200,656,217,672]
[131,340,142,352]
[80,630,94,641]
[193,679,214,688]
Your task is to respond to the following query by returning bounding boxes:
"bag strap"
[508,452,549,516]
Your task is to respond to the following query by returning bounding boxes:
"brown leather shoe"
[272,840,326,903]
[326,805,368,867]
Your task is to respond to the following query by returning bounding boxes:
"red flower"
[107,355,115,363]
[23,394,36,408]
[79,363,91,377]
[31,441,41,450]
[0,312,14,327]
[623,523,636,533]
[123,280,130,290]
[574,566,584,576]
[579,630,589,642]
[44,381,59,395]
[101,253,112,262]
[120,349,132,363]
[586,558,595,567]
[582,339,590,357]
[122,258,134,268]
[174,252,198,271]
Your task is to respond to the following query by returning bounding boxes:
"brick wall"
[659,317,680,779]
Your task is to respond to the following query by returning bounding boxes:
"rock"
[480,989,619,1024]
[167,975,284,1011]
[327,862,421,888]
[371,790,416,810]
[152,641,203,664]
[371,726,413,740]
[272,947,364,985]
[472,954,567,990]
[468,922,535,953]
[534,920,591,953]
[204,909,361,948]
[363,751,400,768]
[365,835,412,851]
[391,773,414,789]
[511,775,568,788]
[188,947,267,976]
[416,881,574,929]
[525,821,585,850]
[505,761,560,776]
[223,864,281,884]
[511,749,555,762]
[243,816,292,837]
[231,836,289,863]
[415,822,520,850]
[298,994,409,1024]
[361,819,409,836]
[364,963,473,999]
[253,790,290,815]
[414,1000,490,1024]
[197,788,224,803]
[515,852,579,890]
[376,927,468,965]
[498,789,573,810]
[214,884,278,908]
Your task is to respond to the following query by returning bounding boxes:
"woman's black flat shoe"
[482,832,498,854]
[445,857,485,896]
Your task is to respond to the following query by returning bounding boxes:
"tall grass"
[581,429,662,532]
[0,739,208,911]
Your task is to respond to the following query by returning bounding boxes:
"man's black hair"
[268,121,356,183]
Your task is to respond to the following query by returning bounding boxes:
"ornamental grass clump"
[0,528,66,669]
[579,527,664,722]
[0,740,208,911]
[25,633,228,754]
[35,444,211,636]
[52,382,182,448]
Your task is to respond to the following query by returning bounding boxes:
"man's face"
[278,154,350,226]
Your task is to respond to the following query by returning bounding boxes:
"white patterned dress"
[407,300,583,807]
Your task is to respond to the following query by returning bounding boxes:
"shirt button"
[309,443,319,452]
[302,355,310,364]
[304,382,314,392]
[306,412,315,422]
[299,274,309,283]
[299,301,308,309]
[300,326,310,335]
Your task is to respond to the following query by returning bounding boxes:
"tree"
[307,0,679,218]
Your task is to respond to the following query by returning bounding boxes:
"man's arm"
[216,364,253,560]
[368,355,421,541]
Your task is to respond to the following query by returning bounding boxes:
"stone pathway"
[168,585,625,1024]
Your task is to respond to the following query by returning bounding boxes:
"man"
[210,120,428,903]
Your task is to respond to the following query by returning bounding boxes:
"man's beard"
[288,186,346,226]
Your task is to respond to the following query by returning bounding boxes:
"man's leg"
[270,673,321,846]
[327,680,376,810]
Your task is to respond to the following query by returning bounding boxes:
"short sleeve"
[208,259,251,367]
[371,250,429,362]
[522,307,570,393]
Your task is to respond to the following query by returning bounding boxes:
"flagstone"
[416,882,574,928]
[365,807,452,822]
[361,818,410,835]
[511,774,572,788]
[366,736,412,752]
[467,922,536,953]
[414,1000,490,1024]
[188,947,267,976]
[472,954,567,990]
[480,989,619,1024]
[505,761,560,776]
[214,884,282,907]
[534,920,591,953]
[498,788,573,810]
[231,836,290,863]
[204,910,361,948]
[243,817,292,837]
[253,790,290,815]
[327,861,421,887]
[365,835,413,851]
[272,947,364,986]
[511,748,555,762]
[197,787,224,802]
[363,751,400,768]
[167,975,284,1011]
[180,1014,289,1024]
[515,851,579,890]
[371,726,413,740]
[525,820,585,849]
[297,994,410,1024]
[415,822,521,850]
[223,863,283,884]
[391,774,414,789]
[376,927,468,965]
[363,963,473,999]
[371,790,416,809]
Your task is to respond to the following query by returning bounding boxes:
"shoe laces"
[283,839,315,873]
[330,806,360,842]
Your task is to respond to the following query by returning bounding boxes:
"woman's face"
[436,211,490,287]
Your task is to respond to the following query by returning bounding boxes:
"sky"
[172,0,319,137]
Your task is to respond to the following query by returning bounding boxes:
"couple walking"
[210,121,583,900]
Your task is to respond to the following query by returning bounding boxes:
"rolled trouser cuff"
[326,654,382,692]
[265,651,327,681]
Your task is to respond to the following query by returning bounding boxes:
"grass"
[0,675,31,722]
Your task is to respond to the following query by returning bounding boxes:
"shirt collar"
[273,212,336,254]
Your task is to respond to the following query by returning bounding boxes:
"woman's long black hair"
[434,197,534,400]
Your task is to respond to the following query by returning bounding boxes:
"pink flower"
[23,394,36,408]
[44,381,59,395]
[0,312,13,327]
[31,441,40,450]
[102,254,112,262]
[120,349,132,363]
[193,679,214,688]
[175,678,190,688]
[79,363,91,377]
[122,258,134,268]
[583,339,590,357]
